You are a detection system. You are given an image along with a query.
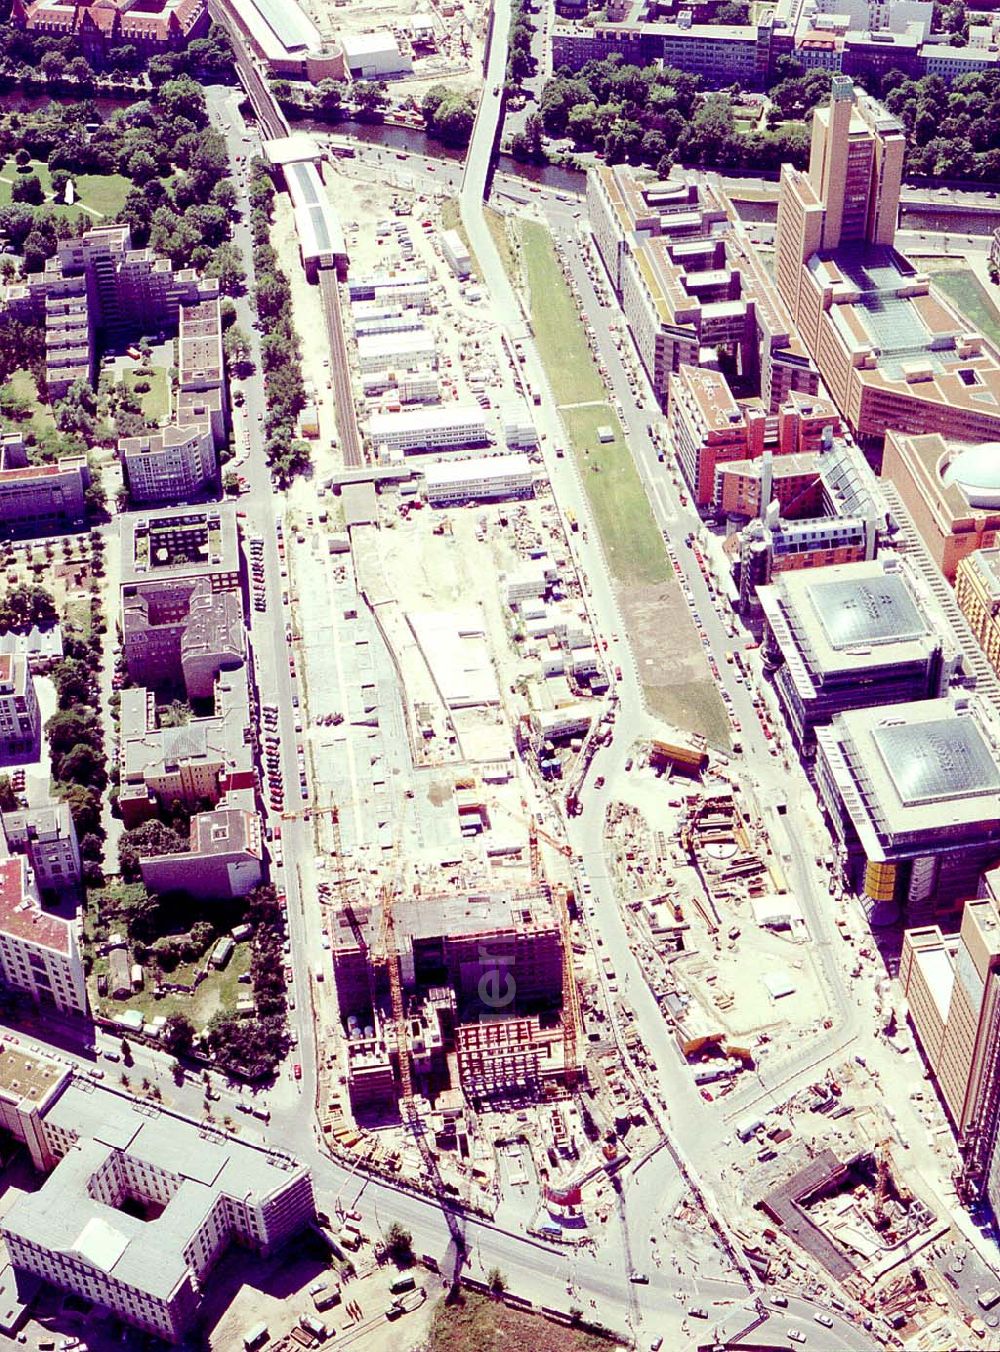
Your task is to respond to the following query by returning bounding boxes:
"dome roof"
[943,444,1000,509]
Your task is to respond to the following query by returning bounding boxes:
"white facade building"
[2,1077,315,1343]
[424,453,534,505]
[356,329,437,374]
[441,229,472,279]
[367,405,489,454]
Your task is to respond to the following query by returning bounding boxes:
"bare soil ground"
[620,582,730,751]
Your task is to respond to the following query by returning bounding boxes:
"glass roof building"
[758,556,959,749]
[815,693,1000,926]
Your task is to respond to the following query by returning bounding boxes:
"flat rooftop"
[0,858,71,956]
[0,1039,69,1109]
[820,695,1000,848]
[810,573,926,649]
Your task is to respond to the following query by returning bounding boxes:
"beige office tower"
[901,886,1000,1203]
[776,74,905,319]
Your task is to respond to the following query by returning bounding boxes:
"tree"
[385,1223,413,1262]
[487,1267,507,1294]
[12,173,44,205]
[120,1039,133,1065]
[0,775,16,812]
[54,741,106,789]
[161,1012,196,1056]
[119,819,188,880]
[354,80,389,119]
[223,325,252,376]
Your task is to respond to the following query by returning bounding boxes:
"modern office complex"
[882,433,1000,583]
[0,1066,314,1343]
[759,557,958,750]
[815,694,1000,926]
[668,368,839,508]
[552,0,999,90]
[590,165,820,413]
[775,77,1000,453]
[901,882,1000,1209]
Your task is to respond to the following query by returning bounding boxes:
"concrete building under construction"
[330,886,569,1112]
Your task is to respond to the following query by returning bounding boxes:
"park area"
[516,218,730,747]
[0,156,130,219]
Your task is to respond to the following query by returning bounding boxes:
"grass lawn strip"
[928,267,1000,354]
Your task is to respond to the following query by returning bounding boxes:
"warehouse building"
[758,557,958,750]
[816,694,1000,926]
[424,453,534,506]
[441,229,473,279]
[356,328,437,374]
[341,30,412,78]
[367,405,489,455]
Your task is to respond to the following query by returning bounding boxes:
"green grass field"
[484,205,518,284]
[0,160,129,219]
[560,404,669,587]
[124,365,171,422]
[92,941,253,1029]
[929,267,1000,353]
[518,219,606,406]
[2,368,56,440]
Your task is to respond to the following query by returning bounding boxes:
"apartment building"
[956,549,1000,679]
[758,556,957,750]
[0,434,89,538]
[1,803,81,895]
[0,856,86,1016]
[119,416,218,505]
[139,807,263,900]
[367,405,489,455]
[1,1077,314,1343]
[118,669,254,828]
[667,366,839,508]
[815,693,1000,926]
[901,885,1000,1207]
[122,578,243,698]
[0,654,40,764]
[775,77,1000,453]
[0,1038,70,1172]
[882,433,1000,583]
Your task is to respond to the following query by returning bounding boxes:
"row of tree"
[247,161,311,486]
[540,57,812,172]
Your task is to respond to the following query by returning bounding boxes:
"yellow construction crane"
[873,1138,892,1228]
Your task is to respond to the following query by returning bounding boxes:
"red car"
[293,1063,302,1080]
